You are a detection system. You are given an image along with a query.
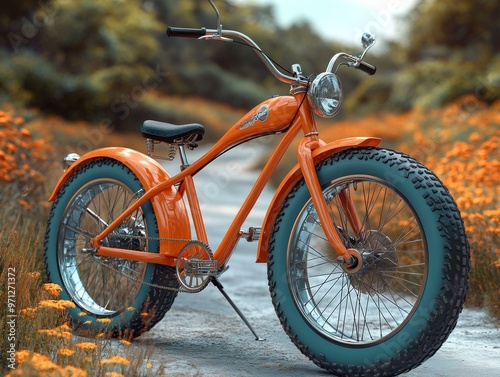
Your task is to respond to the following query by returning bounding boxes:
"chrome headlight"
[307,72,343,118]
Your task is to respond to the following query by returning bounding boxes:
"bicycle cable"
[232,39,295,76]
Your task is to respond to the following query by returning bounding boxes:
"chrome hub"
[349,230,398,295]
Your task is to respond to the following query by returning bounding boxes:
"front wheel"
[267,148,469,376]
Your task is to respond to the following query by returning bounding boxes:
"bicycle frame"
[43,4,471,373]
[49,91,381,270]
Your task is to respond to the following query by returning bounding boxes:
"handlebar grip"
[357,61,377,75]
[167,27,207,39]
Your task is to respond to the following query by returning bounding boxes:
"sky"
[234,0,417,46]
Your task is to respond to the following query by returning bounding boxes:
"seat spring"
[146,138,157,157]
[168,143,177,160]
[145,138,177,161]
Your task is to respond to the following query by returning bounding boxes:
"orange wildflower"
[20,307,38,319]
[38,324,72,340]
[27,271,41,279]
[63,366,88,377]
[76,342,98,351]
[59,323,72,332]
[18,199,32,210]
[11,350,65,375]
[57,348,76,357]
[38,299,76,310]
[96,318,112,324]
[99,355,131,366]
[42,283,63,297]
[105,373,125,377]
[20,128,31,137]
[468,131,482,142]
[5,142,17,153]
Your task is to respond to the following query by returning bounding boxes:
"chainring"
[176,241,218,293]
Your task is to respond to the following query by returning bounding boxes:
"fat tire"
[44,158,178,338]
[267,147,470,376]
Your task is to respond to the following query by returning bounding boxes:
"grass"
[1,94,499,374]
[0,108,164,376]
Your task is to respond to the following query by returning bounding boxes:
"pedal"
[184,259,219,276]
[240,227,261,242]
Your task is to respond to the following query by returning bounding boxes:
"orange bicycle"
[44,2,470,375]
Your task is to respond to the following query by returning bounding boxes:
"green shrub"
[388,58,479,110]
[177,64,271,108]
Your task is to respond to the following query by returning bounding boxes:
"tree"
[0,0,371,124]
[387,0,500,109]
[405,0,500,60]
[0,0,164,120]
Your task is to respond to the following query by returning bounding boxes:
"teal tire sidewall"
[45,160,159,332]
[270,152,447,366]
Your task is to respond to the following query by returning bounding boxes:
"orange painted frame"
[90,94,303,267]
[51,92,381,269]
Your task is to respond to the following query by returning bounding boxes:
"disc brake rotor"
[349,230,398,295]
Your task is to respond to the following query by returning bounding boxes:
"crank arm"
[297,138,362,272]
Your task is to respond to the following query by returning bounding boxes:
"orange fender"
[256,137,381,263]
[49,147,191,265]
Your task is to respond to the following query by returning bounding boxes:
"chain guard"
[176,241,218,293]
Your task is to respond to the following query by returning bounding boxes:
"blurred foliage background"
[1,0,497,130]
[1,4,500,362]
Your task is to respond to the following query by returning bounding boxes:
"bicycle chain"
[89,234,211,293]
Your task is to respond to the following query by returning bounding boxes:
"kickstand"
[211,278,265,341]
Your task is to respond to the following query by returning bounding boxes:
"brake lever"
[198,34,233,42]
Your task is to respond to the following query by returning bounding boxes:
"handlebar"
[166,26,377,84]
[167,27,207,39]
[357,61,377,75]
[167,26,298,85]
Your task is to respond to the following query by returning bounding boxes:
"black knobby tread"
[122,264,179,338]
[267,147,470,376]
[44,158,179,339]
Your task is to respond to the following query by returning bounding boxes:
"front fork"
[297,137,363,272]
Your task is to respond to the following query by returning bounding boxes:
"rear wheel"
[268,148,469,376]
[45,158,179,338]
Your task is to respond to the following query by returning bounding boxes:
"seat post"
[178,144,190,170]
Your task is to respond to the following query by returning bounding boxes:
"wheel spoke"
[57,180,147,316]
[288,176,426,345]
